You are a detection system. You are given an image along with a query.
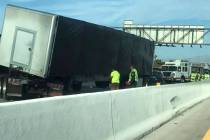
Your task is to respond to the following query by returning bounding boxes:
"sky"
[0,0,210,60]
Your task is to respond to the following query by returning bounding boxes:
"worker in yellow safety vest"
[127,65,139,87]
[204,73,210,80]
[198,72,202,81]
[110,68,120,90]
[190,73,197,82]
[201,73,205,80]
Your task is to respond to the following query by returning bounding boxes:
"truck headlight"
[171,72,175,78]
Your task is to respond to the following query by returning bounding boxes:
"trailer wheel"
[2,78,7,99]
[21,84,28,99]
[95,81,109,88]
[181,76,185,83]
[0,78,2,98]
[71,81,82,91]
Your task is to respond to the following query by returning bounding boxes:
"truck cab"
[161,60,192,82]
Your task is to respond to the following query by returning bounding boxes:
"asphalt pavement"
[139,98,210,140]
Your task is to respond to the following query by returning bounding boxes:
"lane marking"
[203,129,210,140]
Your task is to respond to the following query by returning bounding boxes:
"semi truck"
[161,60,192,82]
[0,5,155,99]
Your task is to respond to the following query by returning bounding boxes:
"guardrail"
[0,81,210,140]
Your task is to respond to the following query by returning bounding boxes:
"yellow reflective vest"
[111,70,120,84]
[129,68,139,82]
[190,73,197,82]
[204,74,210,80]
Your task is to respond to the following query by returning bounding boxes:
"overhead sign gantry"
[122,20,210,47]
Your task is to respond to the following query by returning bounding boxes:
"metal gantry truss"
[128,26,210,47]
[115,21,210,47]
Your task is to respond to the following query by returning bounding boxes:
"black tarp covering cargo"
[48,16,154,80]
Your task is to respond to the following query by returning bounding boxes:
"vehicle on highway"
[143,71,165,86]
[0,5,155,99]
[161,60,192,83]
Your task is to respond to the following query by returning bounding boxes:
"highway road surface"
[140,98,210,140]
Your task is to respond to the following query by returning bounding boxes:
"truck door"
[11,28,36,70]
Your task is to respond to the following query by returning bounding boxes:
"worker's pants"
[111,83,119,90]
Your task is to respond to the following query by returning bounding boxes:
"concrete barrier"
[0,81,210,140]
[112,81,210,140]
[0,93,115,140]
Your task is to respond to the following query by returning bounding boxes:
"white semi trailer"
[0,5,155,99]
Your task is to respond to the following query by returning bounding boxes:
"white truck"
[161,60,192,82]
[0,5,154,99]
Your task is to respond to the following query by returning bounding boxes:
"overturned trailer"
[0,5,154,99]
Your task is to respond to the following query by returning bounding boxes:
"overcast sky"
[0,0,210,59]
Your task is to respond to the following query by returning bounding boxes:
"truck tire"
[2,78,7,99]
[95,81,109,88]
[0,78,2,98]
[71,81,82,92]
[21,84,28,100]
[181,76,185,83]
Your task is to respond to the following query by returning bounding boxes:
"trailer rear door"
[11,28,35,69]
[0,5,56,77]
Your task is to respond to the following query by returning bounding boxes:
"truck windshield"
[169,66,177,71]
[162,66,168,71]
[162,66,177,71]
